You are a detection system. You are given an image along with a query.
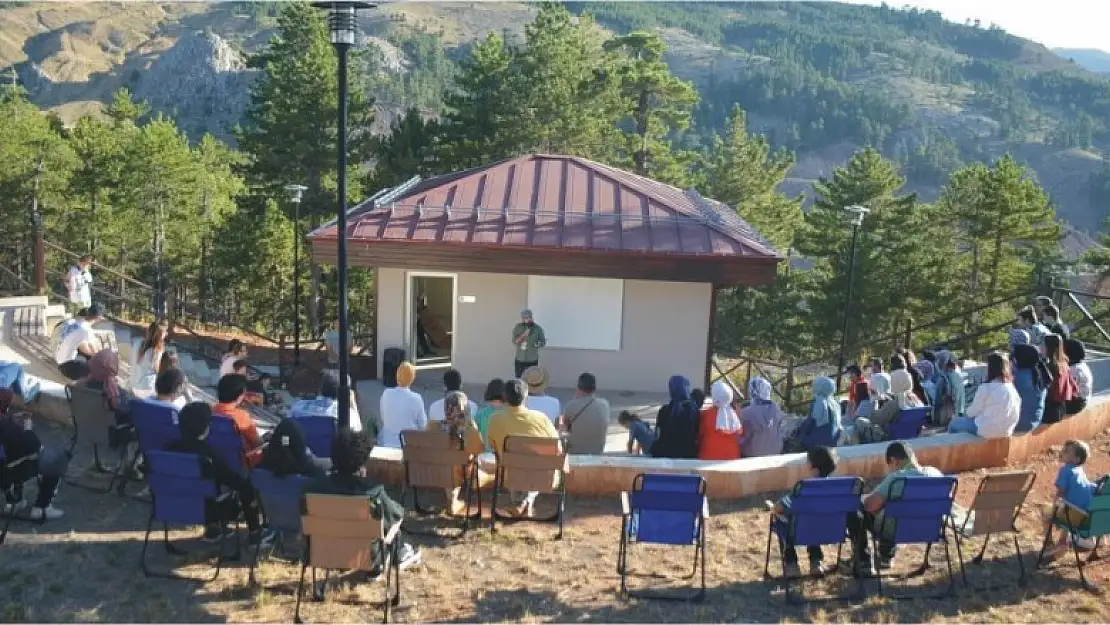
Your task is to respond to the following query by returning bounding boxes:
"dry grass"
[6,419,1110,623]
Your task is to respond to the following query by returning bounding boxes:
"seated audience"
[522,366,561,424]
[146,367,189,410]
[0,390,71,520]
[1010,329,1049,432]
[472,378,505,449]
[869,368,892,406]
[0,360,38,404]
[892,352,928,405]
[650,375,701,459]
[915,360,936,406]
[1043,334,1077,425]
[165,402,268,544]
[848,381,875,422]
[848,441,942,574]
[770,446,839,576]
[855,369,923,444]
[1065,339,1092,415]
[619,410,656,455]
[427,390,486,515]
[845,365,865,409]
[306,428,420,571]
[1042,439,1097,559]
[698,380,743,460]
[867,358,890,399]
[561,372,611,455]
[211,374,263,465]
[80,349,133,425]
[427,369,478,424]
[378,362,426,448]
[784,377,842,453]
[932,350,965,426]
[487,378,560,518]
[290,370,363,432]
[947,352,1020,438]
[258,418,325,480]
[740,376,787,458]
[219,339,249,378]
[54,304,104,380]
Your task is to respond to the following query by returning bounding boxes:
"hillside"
[2,1,1109,243]
[1055,48,1110,74]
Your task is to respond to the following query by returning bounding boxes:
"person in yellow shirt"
[487,378,559,518]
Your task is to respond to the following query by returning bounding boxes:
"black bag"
[382,348,406,388]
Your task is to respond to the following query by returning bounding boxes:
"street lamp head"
[844,204,870,227]
[311,1,376,46]
[284,183,308,203]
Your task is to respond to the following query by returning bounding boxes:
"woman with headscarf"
[80,349,132,425]
[697,380,743,460]
[855,369,924,443]
[428,390,487,515]
[1065,339,1092,415]
[892,352,928,405]
[932,350,965,426]
[740,376,787,458]
[650,375,700,459]
[784,377,842,453]
[915,360,937,406]
[1010,329,1049,432]
[1042,334,1077,425]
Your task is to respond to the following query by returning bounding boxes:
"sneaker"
[877,554,894,570]
[853,559,877,578]
[249,529,277,548]
[808,558,824,575]
[397,543,422,570]
[29,505,64,521]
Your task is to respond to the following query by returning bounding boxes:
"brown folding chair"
[490,435,568,539]
[952,470,1036,588]
[66,384,133,494]
[399,429,481,534]
[295,493,403,624]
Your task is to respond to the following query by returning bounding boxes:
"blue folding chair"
[762,476,866,603]
[249,468,309,587]
[886,407,930,440]
[872,476,959,598]
[290,415,337,460]
[139,450,241,582]
[208,416,249,476]
[132,400,181,459]
[617,473,708,602]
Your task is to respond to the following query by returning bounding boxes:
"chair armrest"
[621,492,630,517]
[702,497,710,519]
[384,519,403,545]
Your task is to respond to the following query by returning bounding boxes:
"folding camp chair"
[131,399,181,461]
[885,407,930,440]
[249,468,309,587]
[872,476,959,598]
[66,384,135,494]
[490,435,568,539]
[762,476,866,603]
[207,416,249,476]
[617,473,708,602]
[399,429,480,535]
[139,450,241,582]
[295,493,403,624]
[952,470,1035,588]
[1036,488,1110,590]
[290,415,337,460]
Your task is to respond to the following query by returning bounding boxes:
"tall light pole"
[835,204,870,393]
[313,0,374,429]
[285,184,308,370]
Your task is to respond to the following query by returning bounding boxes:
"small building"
[307,154,782,392]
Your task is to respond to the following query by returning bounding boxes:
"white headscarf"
[711,380,742,433]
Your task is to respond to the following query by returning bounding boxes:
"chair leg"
[942,529,956,596]
[489,475,500,534]
[1014,533,1027,586]
[1072,533,1095,591]
[556,488,566,540]
[697,522,707,602]
[139,514,156,577]
[248,531,266,587]
[294,559,308,624]
[951,518,968,588]
[762,517,774,579]
[1035,523,1053,569]
[618,516,629,596]
[972,533,991,565]
[1089,537,1102,563]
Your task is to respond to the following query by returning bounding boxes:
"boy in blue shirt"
[1043,439,1097,559]
[768,446,839,577]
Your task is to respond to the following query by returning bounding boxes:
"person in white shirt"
[219,339,249,379]
[290,370,363,432]
[521,366,561,424]
[427,368,478,423]
[55,303,104,380]
[378,361,426,447]
[1065,338,1093,415]
[146,367,190,411]
[947,353,1020,439]
[130,320,167,393]
[66,256,93,311]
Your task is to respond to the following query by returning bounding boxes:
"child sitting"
[769,446,839,576]
[851,381,874,420]
[1043,439,1098,559]
[619,410,656,455]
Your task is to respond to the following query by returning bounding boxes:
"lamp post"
[313,0,374,429]
[285,184,308,370]
[835,204,870,393]
[31,157,45,294]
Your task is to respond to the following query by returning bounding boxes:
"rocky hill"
[2,1,1109,247]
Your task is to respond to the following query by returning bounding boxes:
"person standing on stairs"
[129,320,167,395]
[219,339,249,379]
[65,255,93,314]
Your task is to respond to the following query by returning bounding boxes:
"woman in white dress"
[130,321,167,393]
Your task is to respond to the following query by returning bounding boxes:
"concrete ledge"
[366,396,1110,499]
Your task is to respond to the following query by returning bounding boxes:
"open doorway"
[407,272,456,369]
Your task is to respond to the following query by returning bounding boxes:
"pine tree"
[369,108,441,190]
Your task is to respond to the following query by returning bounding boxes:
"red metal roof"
[310,154,782,261]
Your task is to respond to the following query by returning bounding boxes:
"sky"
[843,0,1109,51]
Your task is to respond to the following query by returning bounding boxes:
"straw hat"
[521,366,548,395]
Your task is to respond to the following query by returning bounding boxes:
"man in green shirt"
[511,309,546,377]
[848,440,942,575]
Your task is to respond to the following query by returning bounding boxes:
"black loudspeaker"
[382,347,406,388]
